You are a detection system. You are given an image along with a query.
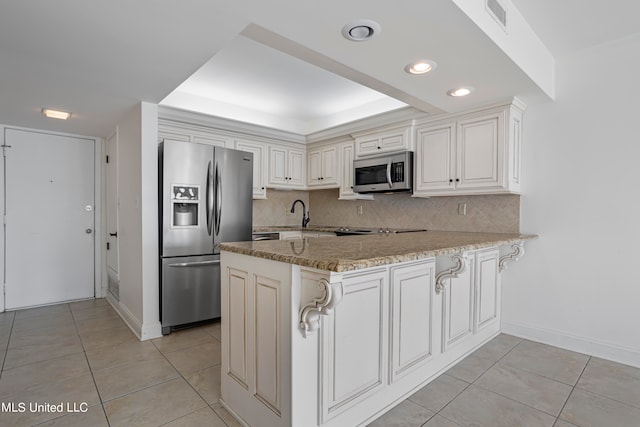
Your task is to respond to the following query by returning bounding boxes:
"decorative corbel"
[299,279,344,338]
[499,242,525,272]
[435,254,466,294]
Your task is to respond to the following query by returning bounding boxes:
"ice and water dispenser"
[171,185,199,227]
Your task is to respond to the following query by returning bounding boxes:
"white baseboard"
[501,320,640,368]
[105,294,161,341]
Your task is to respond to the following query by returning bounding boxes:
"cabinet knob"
[449,179,453,183]
[456,178,460,182]
[377,146,381,150]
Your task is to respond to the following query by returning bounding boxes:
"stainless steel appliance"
[352,151,413,193]
[159,140,253,334]
[335,227,426,236]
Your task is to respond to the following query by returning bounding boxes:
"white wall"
[502,34,640,367]
[112,102,161,340]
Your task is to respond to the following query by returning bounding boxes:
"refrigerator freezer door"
[161,254,221,330]
[213,147,253,251]
[161,140,214,257]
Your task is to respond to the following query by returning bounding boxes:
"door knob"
[85,229,93,234]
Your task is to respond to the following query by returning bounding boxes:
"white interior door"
[4,128,95,309]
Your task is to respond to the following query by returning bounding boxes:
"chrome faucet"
[290,199,310,228]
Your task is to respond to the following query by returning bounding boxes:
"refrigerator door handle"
[167,260,220,268]
[215,163,222,236]
[206,161,213,236]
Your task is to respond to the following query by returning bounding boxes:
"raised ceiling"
[1,0,638,138]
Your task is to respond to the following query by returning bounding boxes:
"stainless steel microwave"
[352,151,413,193]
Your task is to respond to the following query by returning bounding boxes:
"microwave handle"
[386,160,393,188]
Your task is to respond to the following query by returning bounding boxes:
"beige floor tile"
[368,400,435,427]
[445,352,496,383]
[473,334,522,361]
[576,357,640,409]
[161,407,227,427]
[439,385,556,427]
[553,420,579,427]
[8,322,79,348]
[72,304,119,322]
[475,363,573,416]
[200,321,221,341]
[499,340,589,385]
[104,378,207,427]
[422,414,463,427]
[152,328,214,354]
[186,364,222,405]
[94,355,179,402]
[80,324,139,351]
[0,352,90,400]
[3,335,84,369]
[3,372,100,426]
[69,298,109,312]
[85,339,162,371]
[560,388,640,427]
[164,340,221,376]
[11,310,75,334]
[32,403,109,427]
[211,403,243,427]
[408,374,469,412]
[75,315,127,335]
[14,303,71,320]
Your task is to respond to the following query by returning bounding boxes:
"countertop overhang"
[222,231,537,272]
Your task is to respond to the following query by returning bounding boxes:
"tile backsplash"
[254,189,520,233]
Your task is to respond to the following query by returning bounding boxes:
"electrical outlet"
[458,202,467,216]
[357,205,363,215]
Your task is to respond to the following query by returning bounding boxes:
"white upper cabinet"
[307,145,338,187]
[268,145,306,189]
[354,123,412,157]
[235,139,268,199]
[338,141,356,199]
[414,100,524,197]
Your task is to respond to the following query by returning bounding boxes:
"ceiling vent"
[486,0,507,31]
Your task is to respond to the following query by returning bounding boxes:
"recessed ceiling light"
[342,19,381,41]
[447,87,475,97]
[404,60,437,75]
[42,108,71,120]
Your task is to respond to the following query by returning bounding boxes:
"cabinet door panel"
[321,146,338,184]
[236,140,267,199]
[254,274,282,414]
[390,262,435,382]
[475,249,499,331]
[322,270,387,421]
[288,149,305,187]
[227,267,249,388]
[415,124,455,192]
[442,259,474,351]
[269,147,288,185]
[457,115,501,189]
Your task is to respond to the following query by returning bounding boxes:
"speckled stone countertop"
[253,225,339,233]
[222,231,537,272]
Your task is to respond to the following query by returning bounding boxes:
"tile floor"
[0,299,638,427]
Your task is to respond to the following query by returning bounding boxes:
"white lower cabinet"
[440,248,500,352]
[389,261,436,383]
[320,268,388,422]
[222,247,503,427]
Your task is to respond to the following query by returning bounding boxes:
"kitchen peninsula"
[220,231,535,427]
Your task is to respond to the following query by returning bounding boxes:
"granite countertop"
[253,225,339,233]
[222,231,537,272]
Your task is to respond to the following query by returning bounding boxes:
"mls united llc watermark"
[2,401,89,413]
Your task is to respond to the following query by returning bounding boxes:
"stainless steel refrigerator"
[159,140,253,334]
